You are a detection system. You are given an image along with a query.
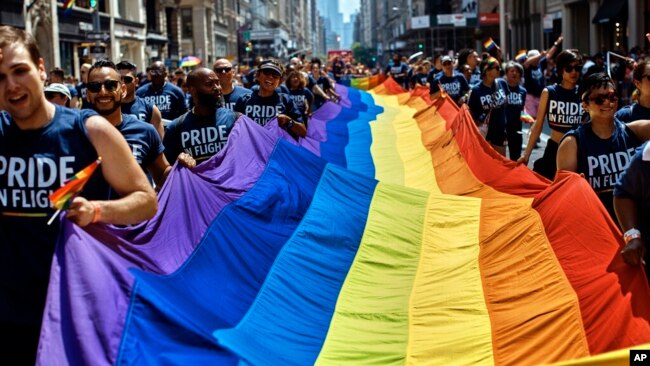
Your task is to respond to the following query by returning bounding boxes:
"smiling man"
[86,59,172,188]
[0,26,156,363]
[213,58,251,111]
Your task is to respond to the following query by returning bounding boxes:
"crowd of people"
[1,22,650,362]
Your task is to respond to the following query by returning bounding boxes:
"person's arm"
[66,115,157,226]
[311,84,331,101]
[556,135,578,172]
[517,88,550,165]
[147,153,173,190]
[546,35,563,60]
[277,114,307,138]
[626,119,650,140]
[150,105,164,138]
[615,197,645,266]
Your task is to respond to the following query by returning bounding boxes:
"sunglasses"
[442,61,452,66]
[121,75,134,84]
[214,67,232,73]
[564,65,583,73]
[87,80,121,93]
[588,91,618,105]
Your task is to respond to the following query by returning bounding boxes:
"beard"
[196,91,224,109]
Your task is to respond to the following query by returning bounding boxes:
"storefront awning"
[146,33,168,45]
[592,0,625,24]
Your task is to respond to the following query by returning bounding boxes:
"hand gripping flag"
[47,157,102,225]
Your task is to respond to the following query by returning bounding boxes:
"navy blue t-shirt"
[524,58,547,97]
[136,81,188,121]
[615,103,650,123]
[431,73,470,104]
[121,96,154,124]
[223,85,252,111]
[467,78,508,144]
[117,114,164,172]
[411,72,428,87]
[614,142,650,239]
[505,83,527,129]
[233,91,303,127]
[385,62,409,84]
[563,119,642,220]
[288,87,314,120]
[545,84,584,134]
[0,106,110,326]
[77,82,91,109]
[163,108,238,163]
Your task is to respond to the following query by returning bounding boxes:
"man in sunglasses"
[0,26,157,362]
[116,60,164,138]
[163,67,239,164]
[557,72,650,222]
[87,59,173,189]
[136,61,188,123]
[213,58,251,111]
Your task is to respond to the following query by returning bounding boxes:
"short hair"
[555,49,583,78]
[0,25,41,67]
[456,48,475,68]
[116,60,137,72]
[311,57,322,67]
[88,59,117,78]
[186,67,211,88]
[578,72,616,102]
[49,67,65,80]
[632,59,650,82]
[505,61,523,76]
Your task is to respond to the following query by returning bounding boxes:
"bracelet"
[91,201,101,224]
[623,228,641,244]
[285,119,295,130]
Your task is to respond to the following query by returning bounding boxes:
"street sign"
[87,32,110,42]
[243,31,250,41]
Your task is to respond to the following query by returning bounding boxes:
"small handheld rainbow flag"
[47,157,101,225]
[520,111,535,124]
[483,38,497,51]
[515,49,527,63]
[63,0,76,16]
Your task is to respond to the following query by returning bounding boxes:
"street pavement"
[512,122,551,166]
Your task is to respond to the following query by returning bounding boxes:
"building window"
[181,8,193,38]
[215,0,225,25]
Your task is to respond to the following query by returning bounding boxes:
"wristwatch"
[285,119,295,130]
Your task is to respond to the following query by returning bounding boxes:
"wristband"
[553,43,558,47]
[285,119,295,130]
[624,228,641,244]
[91,201,101,224]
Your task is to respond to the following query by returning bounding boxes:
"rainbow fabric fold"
[63,0,76,16]
[37,76,650,366]
[48,157,101,210]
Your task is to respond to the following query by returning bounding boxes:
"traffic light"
[245,42,252,52]
[90,0,97,8]
[418,43,424,49]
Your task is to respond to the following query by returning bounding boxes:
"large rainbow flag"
[37,77,650,365]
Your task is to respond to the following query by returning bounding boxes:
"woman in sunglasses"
[557,72,650,221]
[615,60,650,122]
[467,56,508,155]
[518,49,585,180]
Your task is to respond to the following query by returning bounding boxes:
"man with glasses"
[163,67,239,164]
[136,61,188,124]
[87,59,173,188]
[0,26,157,362]
[213,58,251,111]
[43,83,71,107]
[116,60,164,138]
[430,55,470,106]
[557,72,650,222]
